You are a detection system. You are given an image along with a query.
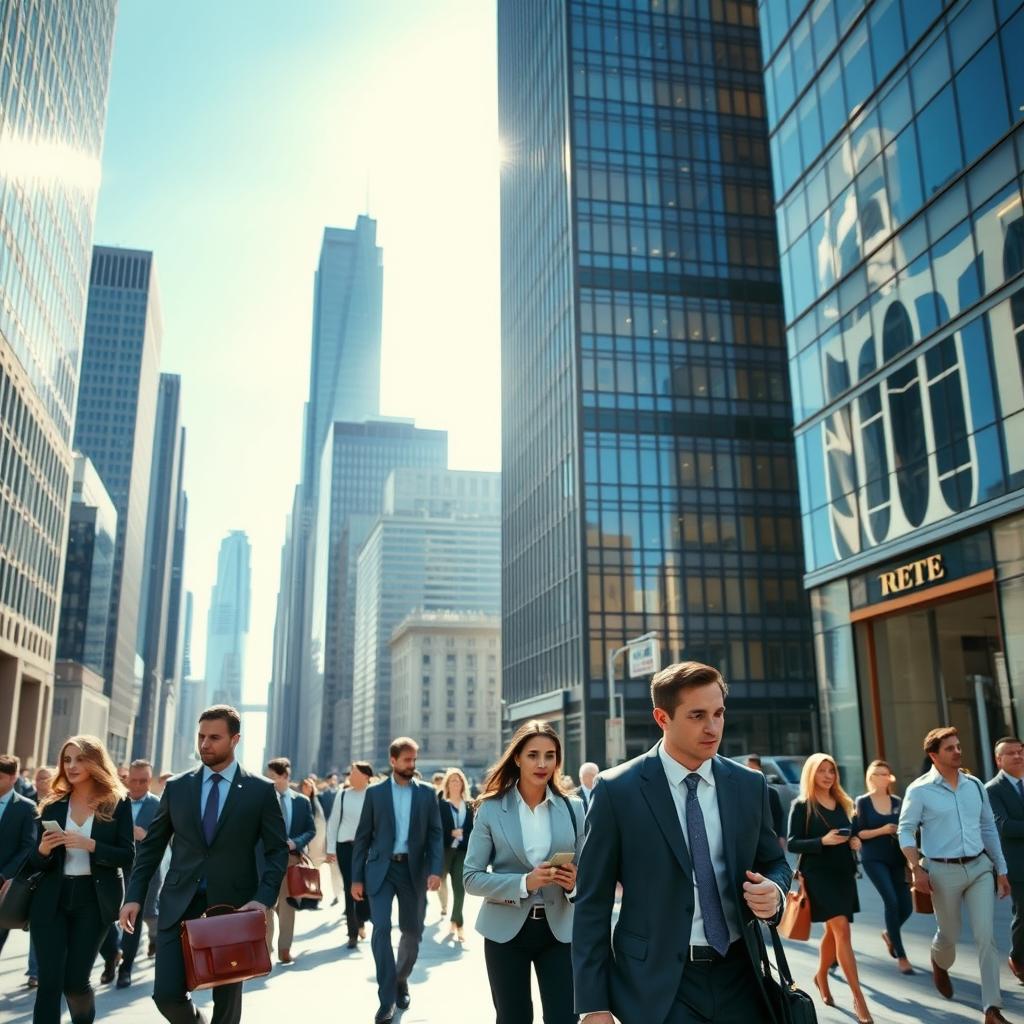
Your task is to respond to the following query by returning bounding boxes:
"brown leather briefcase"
[180,905,271,991]
[286,855,322,901]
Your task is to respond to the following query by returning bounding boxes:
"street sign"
[628,637,660,677]
[605,716,625,766]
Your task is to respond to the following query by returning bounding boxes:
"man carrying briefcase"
[119,706,288,1024]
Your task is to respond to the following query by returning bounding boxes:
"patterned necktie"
[202,773,223,844]
[684,774,730,955]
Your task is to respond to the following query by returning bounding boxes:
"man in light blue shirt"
[898,726,1011,1024]
[390,774,413,856]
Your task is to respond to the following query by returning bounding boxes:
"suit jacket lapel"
[497,789,533,870]
[1003,773,1024,810]
[190,767,207,844]
[211,765,245,844]
[639,745,693,879]
[712,756,739,889]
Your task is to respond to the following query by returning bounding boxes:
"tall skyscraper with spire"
[204,531,251,710]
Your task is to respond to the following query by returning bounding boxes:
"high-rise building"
[134,373,185,765]
[172,590,198,771]
[204,531,251,709]
[497,0,814,770]
[761,0,1024,786]
[306,420,448,774]
[74,247,163,762]
[351,468,501,764]
[0,2,118,768]
[159,483,188,770]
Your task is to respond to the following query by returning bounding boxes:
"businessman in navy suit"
[573,662,792,1024]
[0,753,37,955]
[264,757,316,962]
[352,737,443,1024]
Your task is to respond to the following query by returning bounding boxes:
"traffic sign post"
[627,636,661,678]
[605,716,625,766]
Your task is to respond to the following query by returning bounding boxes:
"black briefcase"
[755,921,818,1024]
[0,862,43,930]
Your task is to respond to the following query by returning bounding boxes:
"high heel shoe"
[813,976,835,1007]
[853,996,874,1024]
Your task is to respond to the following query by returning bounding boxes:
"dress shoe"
[26,977,38,989]
[278,949,294,964]
[1010,957,1024,983]
[346,937,358,949]
[100,953,120,984]
[932,957,954,999]
[984,1008,1012,1023]
[813,975,835,1007]
[116,967,132,989]
[374,1005,395,1024]
[881,931,896,959]
[396,983,411,1010]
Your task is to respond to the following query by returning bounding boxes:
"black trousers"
[1011,880,1024,965]
[443,847,467,927]
[30,876,107,1024]
[336,841,370,939]
[483,914,575,1024]
[368,859,426,1012]
[153,893,242,1024]
[662,941,769,1024]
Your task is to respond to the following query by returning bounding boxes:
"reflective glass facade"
[763,0,1024,783]
[500,0,815,769]
[204,530,251,710]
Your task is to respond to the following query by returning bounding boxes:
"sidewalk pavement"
[2,872,1022,1023]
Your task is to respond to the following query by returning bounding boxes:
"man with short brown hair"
[899,727,1011,1024]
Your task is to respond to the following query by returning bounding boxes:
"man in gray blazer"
[573,661,792,1024]
[351,737,443,1024]
[987,736,1024,981]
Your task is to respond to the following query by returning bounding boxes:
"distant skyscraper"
[760,0,1024,785]
[172,590,197,771]
[351,468,501,764]
[75,247,163,762]
[497,0,814,769]
[0,2,117,767]
[204,531,251,709]
[159,482,188,770]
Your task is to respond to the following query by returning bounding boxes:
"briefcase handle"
[198,904,239,919]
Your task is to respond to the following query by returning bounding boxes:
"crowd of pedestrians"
[3,660,1024,1024]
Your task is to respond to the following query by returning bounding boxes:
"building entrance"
[855,587,1010,790]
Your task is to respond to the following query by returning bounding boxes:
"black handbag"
[755,921,818,1024]
[0,861,44,930]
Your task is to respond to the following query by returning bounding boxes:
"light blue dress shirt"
[279,788,293,834]
[898,766,1008,875]
[130,798,145,825]
[390,777,413,855]
[0,789,13,823]
[200,760,239,822]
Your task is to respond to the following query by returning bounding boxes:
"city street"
[2,869,1022,1024]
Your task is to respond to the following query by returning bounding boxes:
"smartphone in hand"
[41,820,65,834]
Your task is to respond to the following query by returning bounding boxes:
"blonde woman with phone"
[464,720,585,1023]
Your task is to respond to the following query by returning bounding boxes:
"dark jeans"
[368,859,426,1013]
[30,876,106,1024]
[153,892,242,1024]
[99,867,159,968]
[483,914,574,1024]
[862,859,912,959]
[662,940,769,1024]
[1011,880,1024,965]
[337,842,370,940]
[443,847,467,927]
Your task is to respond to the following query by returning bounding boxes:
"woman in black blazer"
[30,735,134,1024]
[439,767,474,942]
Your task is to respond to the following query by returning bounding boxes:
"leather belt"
[390,854,408,862]
[528,905,546,919]
[688,944,725,963]
[928,853,982,864]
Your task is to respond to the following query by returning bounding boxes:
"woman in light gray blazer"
[464,720,585,1024]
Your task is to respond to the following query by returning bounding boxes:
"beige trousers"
[266,853,300,955]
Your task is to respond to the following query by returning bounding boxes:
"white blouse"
[63,814,94,876]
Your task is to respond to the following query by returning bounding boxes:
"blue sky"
[93,0,500,729]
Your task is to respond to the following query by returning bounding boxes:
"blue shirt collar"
[0,789,13,810]
[202,761,238,785]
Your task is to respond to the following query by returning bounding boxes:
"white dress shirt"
[658,745,741,946]
[63,813,94,876]
[449,800,467,848]
[327,787,367,846]
[516,787,554,903]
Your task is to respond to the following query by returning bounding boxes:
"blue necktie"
[202,774,222,845]
[1017,778,1024,806]
[684,774,730,956]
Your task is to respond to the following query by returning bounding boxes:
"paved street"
[2,867,1024,1023]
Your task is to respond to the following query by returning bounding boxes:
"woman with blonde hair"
[788,752,873,1024]
[439,767,474,942]
[464,721,584,1023]
[854,759,914,974]
[29,735,134,1024]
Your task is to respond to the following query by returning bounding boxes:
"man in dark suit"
[0,753,37,955]
[352,737,443,1024]
[987,736,1024,982]
[264,756,316,963]
[119,705,288,1024]
[573,661,793,1024]
[746,755,786,847]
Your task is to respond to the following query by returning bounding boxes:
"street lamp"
[605,631,659,765]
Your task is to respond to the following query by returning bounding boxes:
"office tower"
[204,531,251,709]
[172,590,198,770]
[0,2,117,767]
[159,485,188,770]
[74,247,163,762]
[134,373,185,763]
[351,468,501,764]
[305,420,447,773]
[390,612,502,776]
[761,0,1024,785]
[497,0,814,769]
[51,456,118,757]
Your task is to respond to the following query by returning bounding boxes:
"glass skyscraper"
[498,0,815,769]
[204,530,251,710]
[0,1,117,766]
[762,0,1024,786]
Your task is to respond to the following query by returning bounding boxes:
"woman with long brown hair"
[29,735,134,1024]
[788,752,873,1024]
[464,720,585,1023]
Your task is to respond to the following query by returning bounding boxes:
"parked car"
[731,753,806,820]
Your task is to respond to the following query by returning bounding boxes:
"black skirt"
[802,862,860,922]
